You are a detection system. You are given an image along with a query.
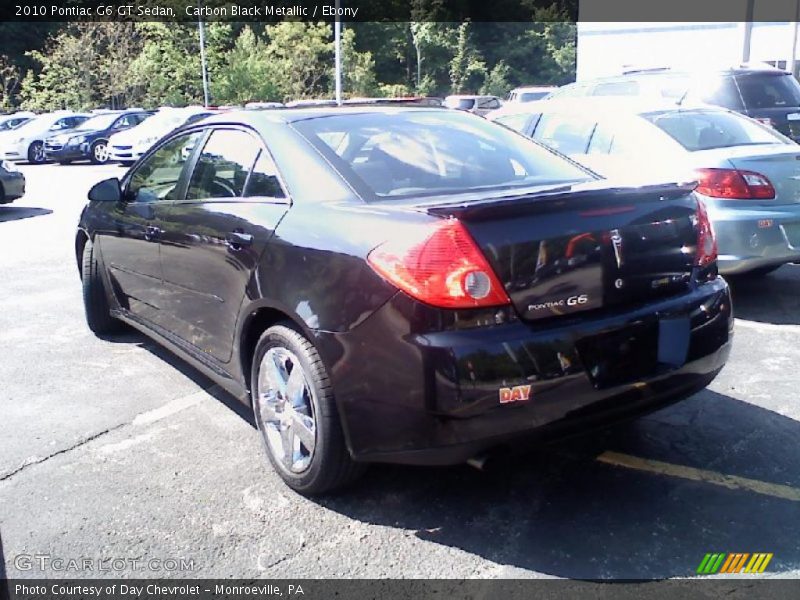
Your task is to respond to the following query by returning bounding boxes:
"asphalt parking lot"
[1,162,799,580]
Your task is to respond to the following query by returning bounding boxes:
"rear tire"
[81,240,123,335]
[251,323,365,495]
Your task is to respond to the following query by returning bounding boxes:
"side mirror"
[88,178,122,203]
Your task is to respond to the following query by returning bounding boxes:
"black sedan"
[76,108,732,494]
[46,110,152,165]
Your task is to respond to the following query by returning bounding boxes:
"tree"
[339,28,377,98]
[128,22,229,107]
[211,27,278,104]
[0,56,21,111]
[449,22,486,93]
[264,22,332,101]
[480,61,512,97]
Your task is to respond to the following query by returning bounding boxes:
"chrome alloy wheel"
[255,347,317,474]
[93,142,109,163]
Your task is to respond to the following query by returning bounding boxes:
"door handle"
[144,225,161,241]
[226,230,253,251]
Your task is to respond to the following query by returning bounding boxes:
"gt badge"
[499,385,532,404]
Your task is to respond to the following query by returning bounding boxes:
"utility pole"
[789,0,800,77]
[198,0,210,107]
[741,0,755,64]
[334,0,343,105]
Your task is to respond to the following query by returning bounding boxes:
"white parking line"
[596,450,800,502]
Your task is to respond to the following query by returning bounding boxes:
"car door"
[157,127,290,363]
[97,130,204,329]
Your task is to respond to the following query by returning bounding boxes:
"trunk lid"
[422,181,701,322]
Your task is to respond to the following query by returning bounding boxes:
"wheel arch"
[75,229,90,278]
[237,303,314,399]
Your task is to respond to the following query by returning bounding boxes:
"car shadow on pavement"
[727,264,800,325]
[321,389,800,579]
[0,207,52,223]
[103,329,256,427]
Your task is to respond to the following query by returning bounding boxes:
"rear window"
[519,91,548,102]
[643,109,787,151]
[737,73,800,109]
[293,111,592,200]
[532,113,596,155]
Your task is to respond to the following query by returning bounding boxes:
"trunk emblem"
[610,229,624,268]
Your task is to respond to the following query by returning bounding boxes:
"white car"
[0,111,36,132]
[0,111,90,164]
[108,107,211,166]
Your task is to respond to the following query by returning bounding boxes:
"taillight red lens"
[367,219,511,309]
[694,168,775,199]
[695,198,718,268]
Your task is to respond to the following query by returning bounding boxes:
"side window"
[114,115,135,129]
[533,113,595,155]
[50,118,71,131]
[128,131,204,203]
[186,129,261,200]
[70,116,88,128]
[495,113,534,135]
[245,150,286,199]
[587,121,614,154]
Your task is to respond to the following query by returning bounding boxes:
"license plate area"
[577,319,659,389]
[577,315,690,389]
[781,222,800,248]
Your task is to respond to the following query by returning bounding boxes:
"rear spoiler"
[420,181,698,221]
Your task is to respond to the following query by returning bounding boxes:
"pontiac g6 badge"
[499,384,532,404]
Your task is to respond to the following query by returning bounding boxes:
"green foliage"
[480,61,512,97]
[211,27,277,104]
[6,20,577,110]
[449,22,486,94]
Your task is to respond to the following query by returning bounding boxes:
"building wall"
[576,22,800,81]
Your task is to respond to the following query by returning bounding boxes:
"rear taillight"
[367,219,511,309]
[695,198,718,268]
[694,168,775,200]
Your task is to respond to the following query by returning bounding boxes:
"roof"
[198,105,447,126]
[487,96,717,120]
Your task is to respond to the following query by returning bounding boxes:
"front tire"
[251,323,364,495]
[81,240,123,335]
[27,141,45,164]
[90,140,110,164]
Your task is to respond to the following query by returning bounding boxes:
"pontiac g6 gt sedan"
[76,108,733,495]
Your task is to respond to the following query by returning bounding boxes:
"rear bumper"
[707,203,800,274]
[317,278,733,465]
[0,173,25,201]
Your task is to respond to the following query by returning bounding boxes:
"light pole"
[198,0,211,107]
[334,0,343,105]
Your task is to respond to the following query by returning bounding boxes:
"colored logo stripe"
[697,553,773,574]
